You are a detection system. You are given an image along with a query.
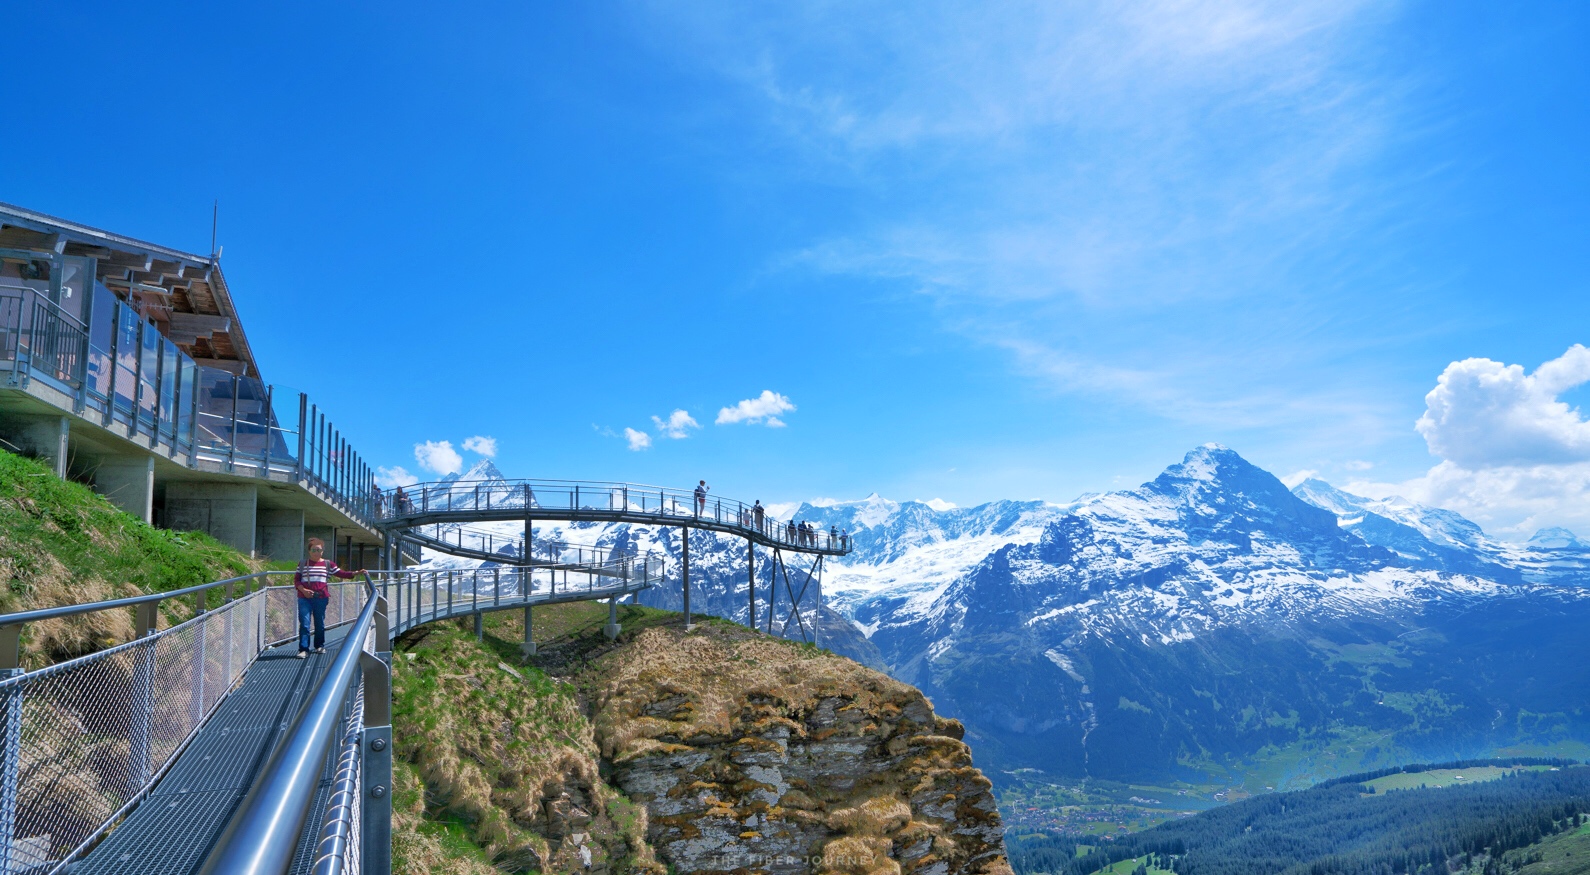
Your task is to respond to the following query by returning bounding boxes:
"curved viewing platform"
[378,478,855,556]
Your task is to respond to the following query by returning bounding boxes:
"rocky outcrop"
[588,624,1011,875]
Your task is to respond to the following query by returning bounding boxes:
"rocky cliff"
[588,623,1010,875]
[391,603,1011,875]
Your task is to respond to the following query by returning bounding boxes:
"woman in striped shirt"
[295,537,356,658]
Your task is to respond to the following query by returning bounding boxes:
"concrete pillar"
[604,596,620,640]
[166,482,258,557]
[520,604,536,657]
[474,611,484,640]
[256,508,306,563]
[95,456,154,523]
[2,415,69,478]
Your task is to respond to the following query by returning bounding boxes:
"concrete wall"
[95,456,154,523]
[167,482,258,557]
[257,508,305,563]
[0,415,69,477]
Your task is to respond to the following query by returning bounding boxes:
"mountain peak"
[1529,527,1586,550]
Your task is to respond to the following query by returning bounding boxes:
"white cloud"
[1416,345,1590,468]
[1353,346,1590,540]
[414,440,463,476]
[624,428,652,451]
[651,409,701,439]
[462,435,497,457]
[640,1,1412,436]
[1343,460,1374,471]
[716,390,796,427]
[1281,469,1318,488]
[376,465,418,488]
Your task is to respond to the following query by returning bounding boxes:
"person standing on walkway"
[295,537,356,658]
[694,480,710,516]
[753,500,765,532]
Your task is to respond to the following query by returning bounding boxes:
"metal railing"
[371,562,660,635]
[380,479,855,555]
[0,285,88,392]
[405,522,655,573]
[198,576,385,875]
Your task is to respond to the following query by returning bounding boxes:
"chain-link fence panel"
[0,590,268,874]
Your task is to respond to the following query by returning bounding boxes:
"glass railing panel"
[137,315,159,431]
[195,367,236,453]
[83,284,116,410]
[113,304,139,423]
[158,339,179,443]
[176,357,197,448]
[232,376,270,461]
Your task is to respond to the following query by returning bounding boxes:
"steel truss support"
[767,549,823,646]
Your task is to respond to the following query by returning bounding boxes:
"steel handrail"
[0,570,291,671]
[198,573,381,875]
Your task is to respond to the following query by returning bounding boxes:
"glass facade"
[1,260,378,523]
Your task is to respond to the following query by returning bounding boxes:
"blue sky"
[5,2,1589,538]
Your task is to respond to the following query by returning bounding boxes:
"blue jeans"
[298,596,328,651]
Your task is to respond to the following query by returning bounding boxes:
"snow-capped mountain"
[403,445,1590,787]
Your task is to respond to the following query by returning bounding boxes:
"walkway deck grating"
[72,631,350,875]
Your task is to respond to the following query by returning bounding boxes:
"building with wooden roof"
[0,202,384,565]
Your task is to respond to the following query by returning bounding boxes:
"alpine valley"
[415,445,1590,794]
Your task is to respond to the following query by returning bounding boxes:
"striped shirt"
[294,558,354,598]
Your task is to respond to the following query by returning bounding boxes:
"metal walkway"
[0,560,653,875]
[377,478,854,557]
[74,633,346,875]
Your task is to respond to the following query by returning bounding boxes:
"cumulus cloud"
[624,428,652,451]
[414,440,463,475]
[376,465,418,488]
[651,410,701,439]
[1352,346,1590,539]
[462,435,497,457]
[717,390,796,427]
[1416,345,1590,468]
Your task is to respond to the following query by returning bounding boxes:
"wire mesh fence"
[0,589,268,874]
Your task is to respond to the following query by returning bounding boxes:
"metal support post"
[189,617,208,726]
[747,539,755,631]
[521,605,536,657]
[130,641,155,786]
[604,595,620,640]
[474,611,483,640]
[360,650,393,875]
[682,528,692,632]
[0,666,25,875]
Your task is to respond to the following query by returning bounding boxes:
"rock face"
[588,625,1011,875]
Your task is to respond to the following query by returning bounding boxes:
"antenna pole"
[211,200,218,257]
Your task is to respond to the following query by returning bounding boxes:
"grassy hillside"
[0,449,258,664]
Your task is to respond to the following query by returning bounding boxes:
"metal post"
[296,394,308,481]
[521,604,535,657]
[604,595,620,640]
[227,369,240,469]
[474,611,483,640]
[0,666,25,875]
[359,647,393,875]
[748,539,755,631]
[130,640,155,786]
[190,615,208,726]
[681,528,692,632]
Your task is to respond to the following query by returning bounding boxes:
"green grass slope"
[0,448,257,664]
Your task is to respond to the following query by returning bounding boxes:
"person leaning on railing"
[295,537,356,658]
